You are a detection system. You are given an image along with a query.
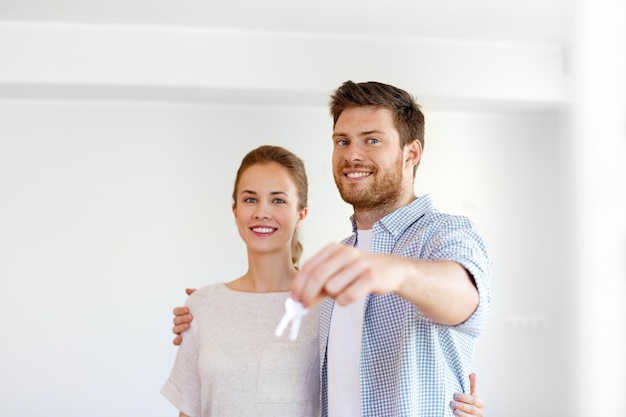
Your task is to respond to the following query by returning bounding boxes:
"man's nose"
[344,142,364,163]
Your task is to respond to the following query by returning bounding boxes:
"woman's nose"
[253,205,271,219]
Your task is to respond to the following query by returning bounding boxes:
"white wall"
[0,96,569,416]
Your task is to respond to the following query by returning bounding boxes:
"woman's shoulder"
[185,283,228,306]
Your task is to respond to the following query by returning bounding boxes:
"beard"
[333,156,404,210]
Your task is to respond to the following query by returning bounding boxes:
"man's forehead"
[333,107,397,136]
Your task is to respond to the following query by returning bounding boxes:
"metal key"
[274,297,309,341]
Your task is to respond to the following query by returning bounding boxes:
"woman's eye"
[273,198,285,204]
[243,198,256,203]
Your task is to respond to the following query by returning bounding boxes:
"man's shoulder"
[420,209,474,227]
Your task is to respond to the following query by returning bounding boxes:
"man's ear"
[405,139,422,168]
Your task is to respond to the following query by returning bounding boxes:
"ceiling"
[0,0,572,111]
[0,0,569,46]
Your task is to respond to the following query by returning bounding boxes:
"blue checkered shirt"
[319,194,491,417]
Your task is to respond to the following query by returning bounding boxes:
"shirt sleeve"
[428,215,492,335]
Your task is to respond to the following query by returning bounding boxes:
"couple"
[162,80,491,417]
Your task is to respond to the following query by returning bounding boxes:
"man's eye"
[336,139,349,146]
[366,138,380,144]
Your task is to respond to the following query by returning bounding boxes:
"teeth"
[252,227,274,233]
[346,172,370,178]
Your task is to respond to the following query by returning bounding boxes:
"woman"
[162,145,319,416]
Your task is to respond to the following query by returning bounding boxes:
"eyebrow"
[240,190,289,196]
[333,129,386,138]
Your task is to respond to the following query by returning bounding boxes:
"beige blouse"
[162,283,320,417]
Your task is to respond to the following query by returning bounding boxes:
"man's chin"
[339,192,368,207]
[337,186,362,204]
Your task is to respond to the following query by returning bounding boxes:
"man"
[173,81,490,416]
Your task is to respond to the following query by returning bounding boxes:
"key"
[275,297,309,341]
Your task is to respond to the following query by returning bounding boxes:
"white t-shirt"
[327,229,372,417]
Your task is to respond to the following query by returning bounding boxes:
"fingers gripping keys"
[275,297,309,341]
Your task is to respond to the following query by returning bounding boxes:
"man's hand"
[291,242,404,308]
[449,373,484,416]
[171,288,196,346]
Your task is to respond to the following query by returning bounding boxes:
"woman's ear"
[298,207,309,223]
